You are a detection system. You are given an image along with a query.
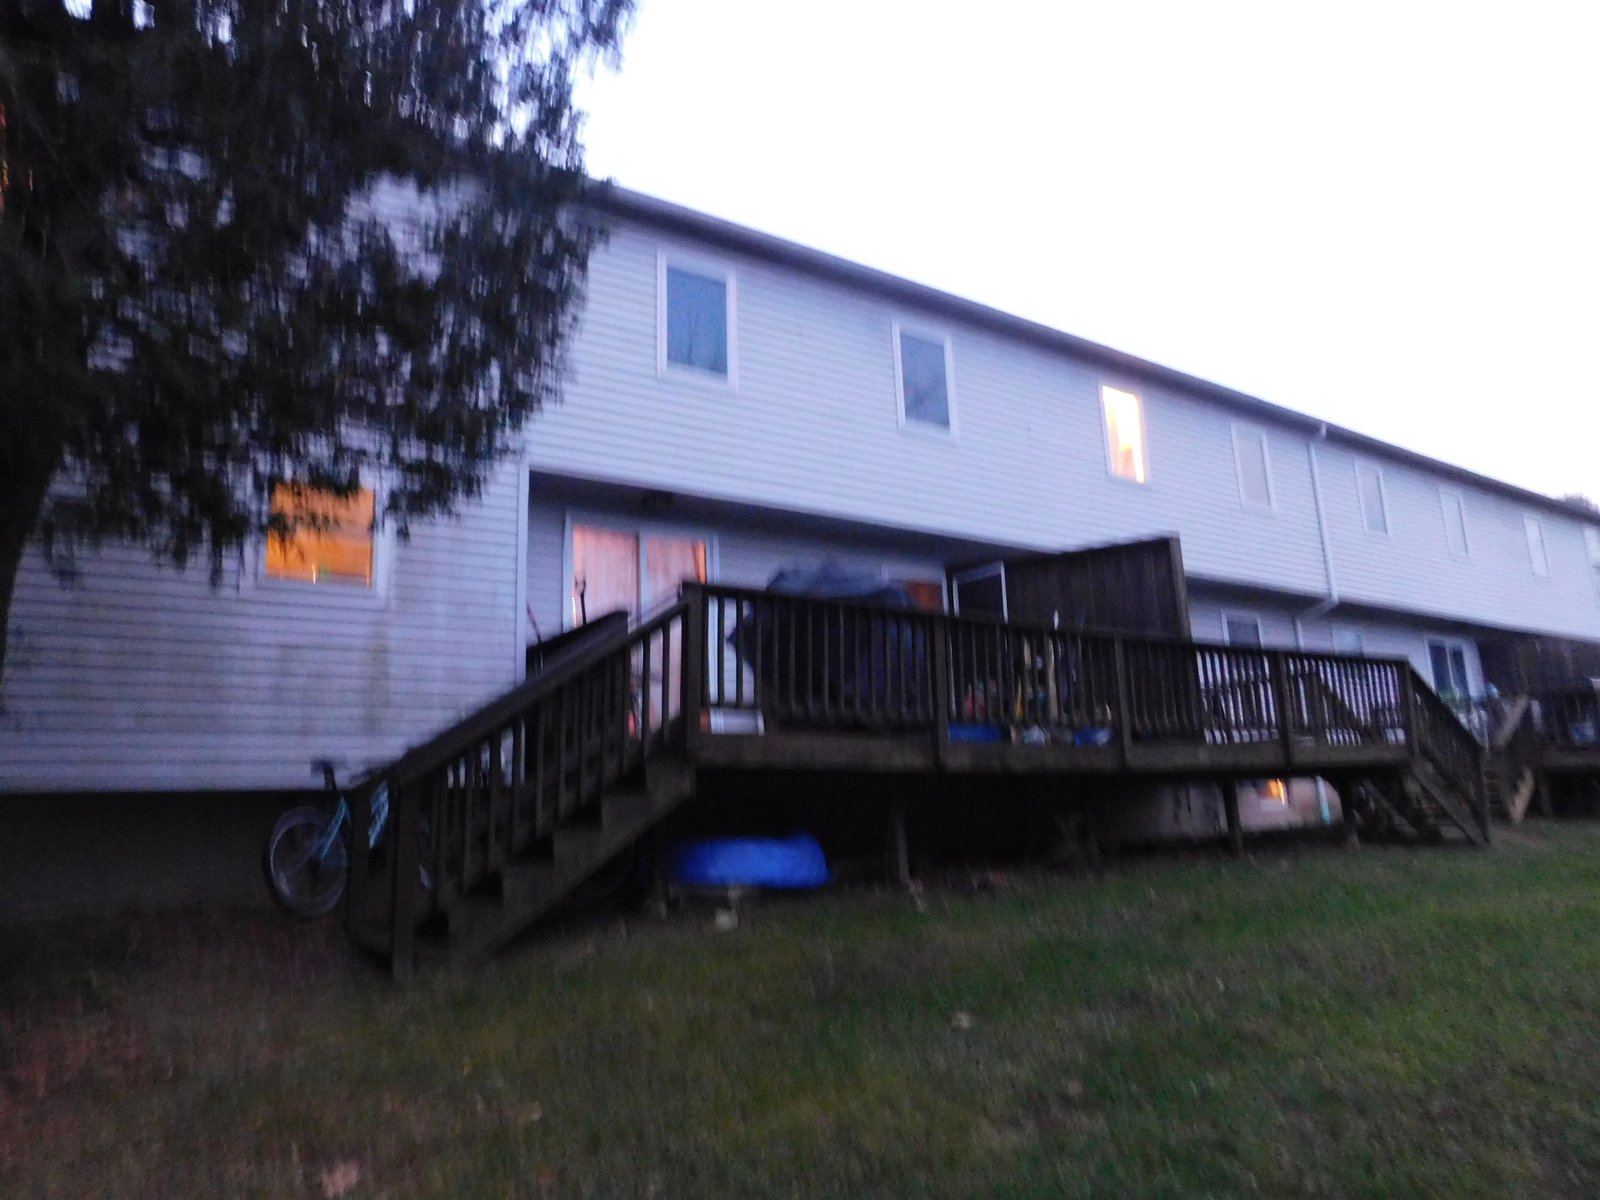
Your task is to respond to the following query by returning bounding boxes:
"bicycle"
[264,760,429,918]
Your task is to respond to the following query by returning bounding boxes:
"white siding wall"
[530,218,1600,643]
[1313,442,1600,639]
[1,462,524,793]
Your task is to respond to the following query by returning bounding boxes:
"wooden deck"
[687,583,1482,791]
[343,581,1501,978]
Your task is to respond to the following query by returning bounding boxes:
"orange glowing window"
[1263,779,1289,805]
[265,484,375,586]
[1102,385,1147,483]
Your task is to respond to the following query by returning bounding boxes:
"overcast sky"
[575,0,1600,500]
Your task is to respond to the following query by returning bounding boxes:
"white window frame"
[891,321,957,435]
[561,511,719,632]
[1439,489,1470,557]
[1586,528,1600,606]
[242,480,394,608]
[1355,462,1390,537]
[1425,636,1474,698]
[1231,424,1275,511]
[1222,610,1265,648]
[1524,515,1550,578]
[1100,383,1149,485]
[656,251,738,388]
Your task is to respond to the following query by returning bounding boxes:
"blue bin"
[670,834,831,890]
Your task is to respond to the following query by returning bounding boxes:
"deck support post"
[1341,778,1361,848]
[1536,772,1554,818]
[646,823,670,918]
[1221,779,1244,857]
[886,794,911,889]
[389,776,419,983]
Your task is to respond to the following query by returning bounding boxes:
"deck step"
[436,763,696,968]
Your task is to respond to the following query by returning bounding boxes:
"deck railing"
[688,583,1473,768]
[1535,683,1600,751]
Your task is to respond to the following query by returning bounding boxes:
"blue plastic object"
[948,723,1004,743]
[670,834,831,890]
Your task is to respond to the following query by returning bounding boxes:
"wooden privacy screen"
[949,536,1191,640]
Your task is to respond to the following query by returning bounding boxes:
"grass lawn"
[8,822,1600,1198]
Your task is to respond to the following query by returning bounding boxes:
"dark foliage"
[0,0,631,682]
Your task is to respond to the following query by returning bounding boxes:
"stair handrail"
[383,613,640,793]
[1406,668,1489,832]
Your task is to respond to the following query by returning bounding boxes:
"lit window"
[662,263,730,377]
[1263,779,1289,805]
[1223,613,1263,648]
[1441,490,1470,556]
[1102,385,1147,483]
[1233,426,1273,508]
[1357,464,1388,535]
[1525,516,1549,577]
[894,328,952,429]
[571,525,707,625]
[265,484,375,586]
[1586,529,1600,604]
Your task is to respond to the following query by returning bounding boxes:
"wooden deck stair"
[343,583,1496,978]
[342,603,700,979]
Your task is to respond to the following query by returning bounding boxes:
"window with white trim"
[1440,490,1469,556]
[1525,516,1550,577]
[660,259,732,378]
[1356,463,1388,535]
[1233,426,1274,509]
[1427,638,1472,700]
[1587,528,1600,604]
[1102,385,1147,483]
[893,326,953,430]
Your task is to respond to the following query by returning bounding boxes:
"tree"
[0,0,631,686]
[1561,494,1599,515]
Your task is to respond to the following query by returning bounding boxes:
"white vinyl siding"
[1588,529,1600,604]
[1440,490,1470,557]
[1356,463,1389,535]
[1525,516,1550,577]
[1233,426,1274,509]
[1,461,525,793]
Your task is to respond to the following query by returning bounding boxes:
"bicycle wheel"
[264,805,349,918]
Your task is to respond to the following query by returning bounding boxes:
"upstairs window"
[1102,385,1147,483]
[893,326,952,430]
[1525,516,1550,577]
[1587,529,1600,603]
[1440,490,1470,556]
[661,260,732,378]
[265,484,375,587]
[1356,463,1389,535]
[1233,426,1274,509]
